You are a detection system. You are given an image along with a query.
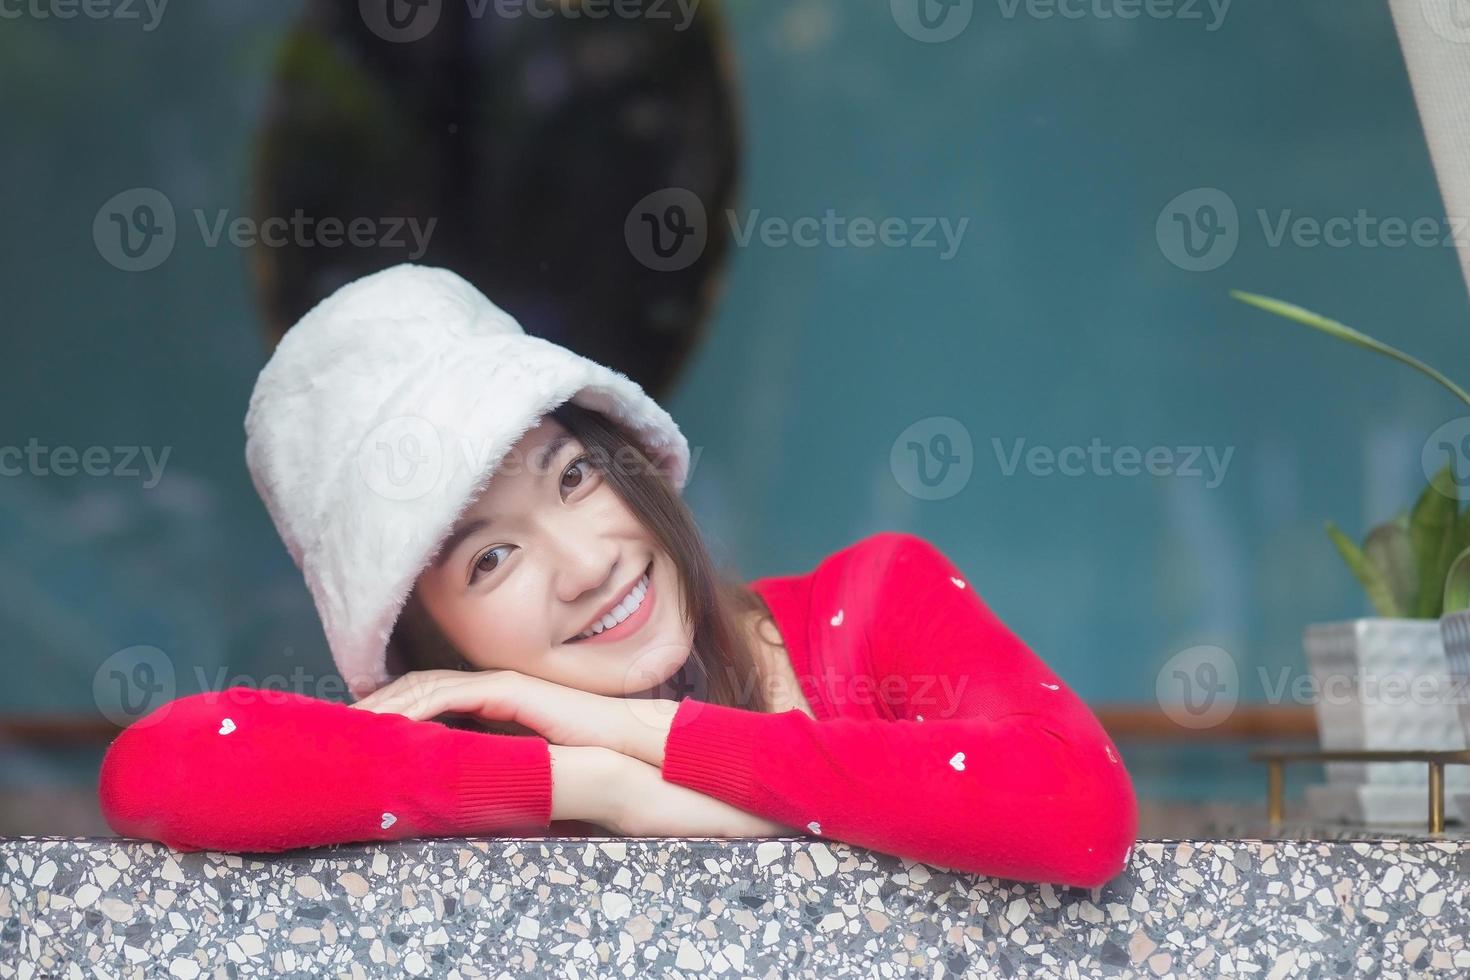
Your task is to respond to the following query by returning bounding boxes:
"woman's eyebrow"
[432,435,574,568]
[435,518,490,569]
[535,433,573,473]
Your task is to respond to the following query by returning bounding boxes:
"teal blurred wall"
[2,0,1467,807]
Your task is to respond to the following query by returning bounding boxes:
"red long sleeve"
[97,686,553,852]
[661,531,1138,888]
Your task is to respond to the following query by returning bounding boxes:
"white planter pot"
[1438,610,1470,827]
[1440,609,1470,738]
[1302,619,1470,817]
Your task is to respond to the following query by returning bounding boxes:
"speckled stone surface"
[3,834,1470,978]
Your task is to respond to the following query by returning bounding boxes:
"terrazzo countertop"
[3,832,1469,978]
[1207,820,1470,841]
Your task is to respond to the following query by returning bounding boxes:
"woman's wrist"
[609,697,680,768]
[548,744,627,824]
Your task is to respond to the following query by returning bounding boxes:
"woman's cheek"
[456,613,539,671]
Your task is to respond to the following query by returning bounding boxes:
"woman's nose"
[547,530,619,603]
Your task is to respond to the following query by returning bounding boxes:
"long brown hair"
[383,401,778,732]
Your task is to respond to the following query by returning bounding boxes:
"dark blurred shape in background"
[250,0,741,399]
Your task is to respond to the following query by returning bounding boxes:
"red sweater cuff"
[659,697,765,809]
[445,728,552,833]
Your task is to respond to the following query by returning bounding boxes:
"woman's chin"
[546,619,694,696]
[588,637,691,697]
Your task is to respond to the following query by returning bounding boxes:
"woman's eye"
[561,454,598,495]
[472,546,510,580]
[468,454,595,583]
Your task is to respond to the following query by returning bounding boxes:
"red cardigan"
[98,531,1137,887]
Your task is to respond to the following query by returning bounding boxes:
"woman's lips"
[568,562,656,645]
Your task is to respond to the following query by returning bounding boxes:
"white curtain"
[1388,0,1470,299]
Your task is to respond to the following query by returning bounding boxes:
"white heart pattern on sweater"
[381,812,397,830]
[1040,681,1059,691]
[218,718,236,735]
[951,577,966,589]
[807,821,822,835]
[949,752,966,771]
[830,609,844,627]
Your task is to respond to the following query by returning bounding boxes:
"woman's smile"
[564,559,657,646]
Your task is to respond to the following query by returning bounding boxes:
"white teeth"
[574,572,649,640]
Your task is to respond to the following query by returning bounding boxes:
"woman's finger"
[353,670,519,724]
[350,670,458,719]
[351,668,451,711]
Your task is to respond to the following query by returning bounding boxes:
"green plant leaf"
[1364,514,1416,615]
[1230,291,1470,409]
[1409,463,1460,618]
[1326,520,1402,618]
[1445,546,1470,615]
[1452,495,1470,571]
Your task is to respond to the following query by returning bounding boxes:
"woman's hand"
[352,671,802,838]
[600,751,804,839]
[348,669,678,763]
[349,668,528,728]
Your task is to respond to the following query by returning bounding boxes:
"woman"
[97,264,1137,888]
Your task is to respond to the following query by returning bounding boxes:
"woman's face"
[411,416,693,697]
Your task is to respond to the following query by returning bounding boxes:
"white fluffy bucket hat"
[243,263,691,699]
